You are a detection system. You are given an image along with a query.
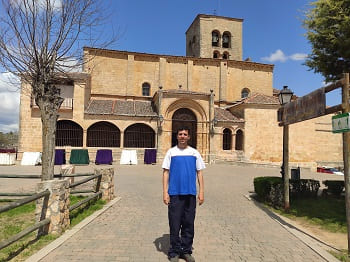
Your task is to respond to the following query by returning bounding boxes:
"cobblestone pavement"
[0,163,338,261]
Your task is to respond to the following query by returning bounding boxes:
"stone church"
[19,14,342,167]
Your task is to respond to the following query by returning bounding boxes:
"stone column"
[35,179,70,235]
[95,168,115,201]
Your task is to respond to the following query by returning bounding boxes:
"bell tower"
[186,14,243,61]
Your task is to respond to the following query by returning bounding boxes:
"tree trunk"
[39,99,61,181]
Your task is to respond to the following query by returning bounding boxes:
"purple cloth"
[144,149,157,164]
[0,148,16,153]
[54,149,66,165]
[95,149,113,165]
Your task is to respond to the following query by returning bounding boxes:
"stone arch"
[223,128,232,150]
[172,108,197,148]
[165,99,208,150]
[213,51,220,59]
[124,123,155,148]
[222,31,231,48]
[235,129,244,151]
[56,120,83,147]
[212,30,220,47]
[87,121,120,147]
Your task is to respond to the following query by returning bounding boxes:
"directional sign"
[332,113,350,133]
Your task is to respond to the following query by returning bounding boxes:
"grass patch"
[0,194,106,261]
[272,197,346,233]
[329,250,350,262]
[69,195,106,227]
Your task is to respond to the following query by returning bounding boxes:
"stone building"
[18,14,342,167]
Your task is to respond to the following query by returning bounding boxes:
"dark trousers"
[168,195,196,258]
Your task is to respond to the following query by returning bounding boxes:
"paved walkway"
[9,163,332,262]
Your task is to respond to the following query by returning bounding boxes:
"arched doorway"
[235,129,244,150]
[172,108,197,148]
[124,123,155,148]
[87,121,120,147]
[56,120,83,147]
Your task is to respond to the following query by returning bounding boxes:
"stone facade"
[95,168,115,201]
[18,14,343,168]
[35,179,70,234]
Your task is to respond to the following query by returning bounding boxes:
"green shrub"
[323,180,344,196]
[254,176,282,200]
[290,179,320,198]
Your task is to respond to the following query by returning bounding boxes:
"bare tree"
[0,0,115,180]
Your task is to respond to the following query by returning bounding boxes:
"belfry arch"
[171,108,197,148]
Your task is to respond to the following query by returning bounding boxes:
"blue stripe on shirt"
[168,155,197,196]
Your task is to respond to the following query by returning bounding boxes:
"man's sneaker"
[169,255,179,262]
[180,253,195,262]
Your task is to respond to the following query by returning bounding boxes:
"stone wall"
[186,15,243,60]
[35,179,70,234]
[244,107,343,168]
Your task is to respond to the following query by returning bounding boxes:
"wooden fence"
[0,171,106,251]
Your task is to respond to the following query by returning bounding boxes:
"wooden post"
[283,124,290,210]
[342,73,350,255]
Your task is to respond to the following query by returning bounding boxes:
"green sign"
[332,113,350,133]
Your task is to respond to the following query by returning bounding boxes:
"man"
[162,127,205,262]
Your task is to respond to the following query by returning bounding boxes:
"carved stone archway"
[172,108,197,148]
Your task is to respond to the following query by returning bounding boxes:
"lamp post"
[278,86,293,210]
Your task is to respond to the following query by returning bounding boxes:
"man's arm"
[163,168,170,205]
[197,170,204,205]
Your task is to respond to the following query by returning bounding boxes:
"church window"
[213,51,220,58]
[212,31,220,47]
[223,128,232,150]
[222,32,231,48]
[235,129,244,150]
[222,52,229,59]
[241,88,250,98]
[142,82,150,96]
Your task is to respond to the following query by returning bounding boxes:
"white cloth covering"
[21,152,42,165]
[120,150,138,165]
[0,153,16,165]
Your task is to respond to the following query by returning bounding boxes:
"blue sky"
[0,0,341,133]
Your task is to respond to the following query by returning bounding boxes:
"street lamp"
[279,85,293,210]
[278,86,293,105]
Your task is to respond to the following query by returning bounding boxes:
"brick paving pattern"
[0,164,334,261]
[30,164,324,262]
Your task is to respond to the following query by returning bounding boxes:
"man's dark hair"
[177,126,190,134]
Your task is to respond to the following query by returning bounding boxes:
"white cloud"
[0,73,20,133]
[262,49,288,63]
[261,49,308,63]
[290,53,308,61]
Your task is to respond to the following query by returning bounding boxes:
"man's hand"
[198,192,204,205]
[163,192,170,205]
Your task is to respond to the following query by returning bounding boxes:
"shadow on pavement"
[154,234,170,256]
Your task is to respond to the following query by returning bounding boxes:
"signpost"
[279,73,350,254]
[332,113,350,133]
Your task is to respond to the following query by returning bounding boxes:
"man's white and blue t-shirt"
[162,146,205,196]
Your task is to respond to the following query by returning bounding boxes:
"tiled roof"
[238,93,279,105]
[85,99,157,117]
[85,100,114,115]
[214,107,244,122]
